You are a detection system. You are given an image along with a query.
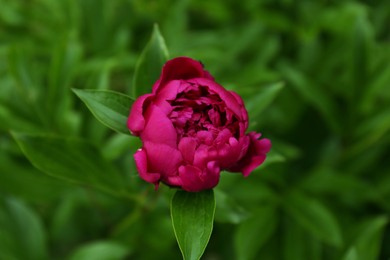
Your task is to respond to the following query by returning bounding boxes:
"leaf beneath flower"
[171,190,215,260]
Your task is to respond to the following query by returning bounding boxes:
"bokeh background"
[1,0,390,259]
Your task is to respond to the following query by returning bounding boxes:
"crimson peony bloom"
[127,57,271,192]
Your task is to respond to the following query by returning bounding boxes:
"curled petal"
[141,104,177,147]
[144,141,183,176]
[165,175,183,187]
[153,80,182,114]
[228,132,271,177]
[127,94,153,135]
[230,91,249,130]
[193,146,214,169]
[214,128,233,146]
[179,161,220,192]
[153,57,213,93]
[134,149,160,185]
[178,137,198,163]
[188,78,242,118]
[217,136,248,169]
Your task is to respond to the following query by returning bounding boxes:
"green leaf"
[68,241,131,260]
[47,33,81,126]
[12,133,125,196]
[73,89,134,135]
[348,107,390,156]
[0,197,48,260]
[247,82,284,122]
[214,189,248,224]
[234,204,278,260]
[256,150,285,169]
[171,190,216,260]
[283,191,343,247]
[0,152,70,203]
[343,248,358,260]
[282,216,322,260]
[342,216,388,260]
[132,24,169,97]
[278,63,340,133]
[351,14,373,111]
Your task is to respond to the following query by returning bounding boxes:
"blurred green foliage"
[1,0,390,259]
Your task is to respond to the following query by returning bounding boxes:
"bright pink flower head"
[128,57,271,192]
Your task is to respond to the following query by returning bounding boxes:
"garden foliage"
[0,0,389,259]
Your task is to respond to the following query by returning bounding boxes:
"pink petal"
[188,78,242,118]
[144,141,183,176]
[196,131,213,145]
[134,149,160,184]
[193,146,213,169]
[153,57,209,93]
[215,136,249,169]
[230,91,249,129]
[178,165,203,192]
[178,137,198,163]
[228,132,271,177]
[179,161,220,192]
[203,70,215,81]
[214,128,233,146]
[141,104,177,147]
[153,80,182,114]
[165,175,183,187]
[127,94,153,135]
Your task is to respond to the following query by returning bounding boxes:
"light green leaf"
[234,204,277,260]
[12,133,125,196]
[256,150,285,169]
[171,190,215,260]
[343,248,358,260]
[132,24,169,97]
[283,191,343,247]
[73,89,134,135]
[0,197,48,260]
[342,216,388,260]
[68,241,130,260]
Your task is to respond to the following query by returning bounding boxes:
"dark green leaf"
[351,15,373,111]
[282,216,322,260]
[132,24,169,97]
[12,133,125,196]
[283,191,342,247]
[234,204,277,260]
[342,216,388,260]
[0,197,48,260]
[171,190,215,260]
[278,63,340,133]
[0,152,70,203]
[73,89,134,135]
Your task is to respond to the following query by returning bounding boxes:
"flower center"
[168,84,239,140]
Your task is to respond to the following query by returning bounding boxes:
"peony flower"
[127,57,271,192]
